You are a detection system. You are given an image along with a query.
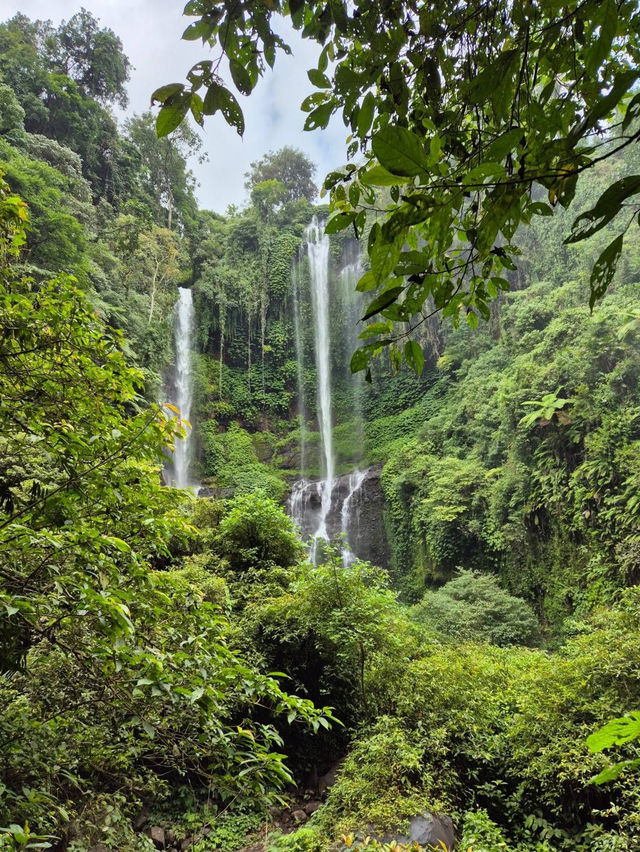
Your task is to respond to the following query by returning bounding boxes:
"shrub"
[410,570,540,646]
[215,492,303,572]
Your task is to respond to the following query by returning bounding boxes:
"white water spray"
[341,469,366,565]
[292,254,307,476]
[171,287,195,490]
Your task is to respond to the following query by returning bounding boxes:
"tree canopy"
[157,0,640,373]
[245,146,318,203]
[52,8,131,107]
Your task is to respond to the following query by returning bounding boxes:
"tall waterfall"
[305,217,334,559]
[171,287,195,490]
[292,252,307,477]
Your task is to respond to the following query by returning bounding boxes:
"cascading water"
[305,217,334,560]
[292,252,307,477]
[289,478,306,531]
[170,287,196,490]
[341,469,366,565]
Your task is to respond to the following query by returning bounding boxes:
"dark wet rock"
[292,809,308,824]
[346,466,390,568]
[317,758,344,796]
[288,465,390,568]
[406,812,456,849]
[340,812,456,851]
[148,825,165,848]
[134,809,150,830]
[196,484,233,499]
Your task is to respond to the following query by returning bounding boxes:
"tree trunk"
[260,289,267,394]
[148,260,160,323]
[247,305,252,393]
[219,301,225,397]
[167,185,174,231]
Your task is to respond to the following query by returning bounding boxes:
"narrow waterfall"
[171,287,195,490]
[305,217,334,559]
[289,478,306,531]
[292,253,307,477]
[341,469,366,565]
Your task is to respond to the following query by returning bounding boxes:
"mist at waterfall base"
[166,287,198,491]
[289,217,371,566]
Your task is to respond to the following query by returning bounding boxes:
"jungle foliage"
[3,6,640,852]
[0,14,335,850]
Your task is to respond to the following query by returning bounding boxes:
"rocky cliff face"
[289,465,390,568]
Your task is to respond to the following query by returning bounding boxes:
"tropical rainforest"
[2,3,640,852]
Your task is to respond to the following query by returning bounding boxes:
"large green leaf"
[156,95,191,137]
[230,59,253,95]
[367,236,401,289]
[304,103,334,130]
[565,176,640,244]
[585,0,617,76]
[572,69,640,139]
[362,285,405,321]
[151,83,185,104]
[371,126,431,176]
[361,164,409,186]
[404,340,424,375]
[203,83,245,135]
[589,233,623,309]
[593,757,640,785]
[587,712,640,753]
[308,68,331,88]
[324,212,354,234]
[358,92,376,136]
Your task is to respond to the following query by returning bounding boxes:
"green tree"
[245,147,317,203]
[410,569,541,646]
[126,111,203,232]
[134,226,183,322]
[53,8,131,107]
[0,83,26,146]
[0,14,127,201]
[215,491,302,572]
[0,137,88,275]
[158,0,640,373]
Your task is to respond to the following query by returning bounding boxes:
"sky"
[0,0,347,213]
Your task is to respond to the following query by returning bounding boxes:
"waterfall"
[170,287,195,490]
[341,469,366,565]
[288,221,382,565]
[292,253,307,477]
[306,217,334,559]
[289,478,306,531]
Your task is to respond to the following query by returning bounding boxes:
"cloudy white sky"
[0,0,347,212]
